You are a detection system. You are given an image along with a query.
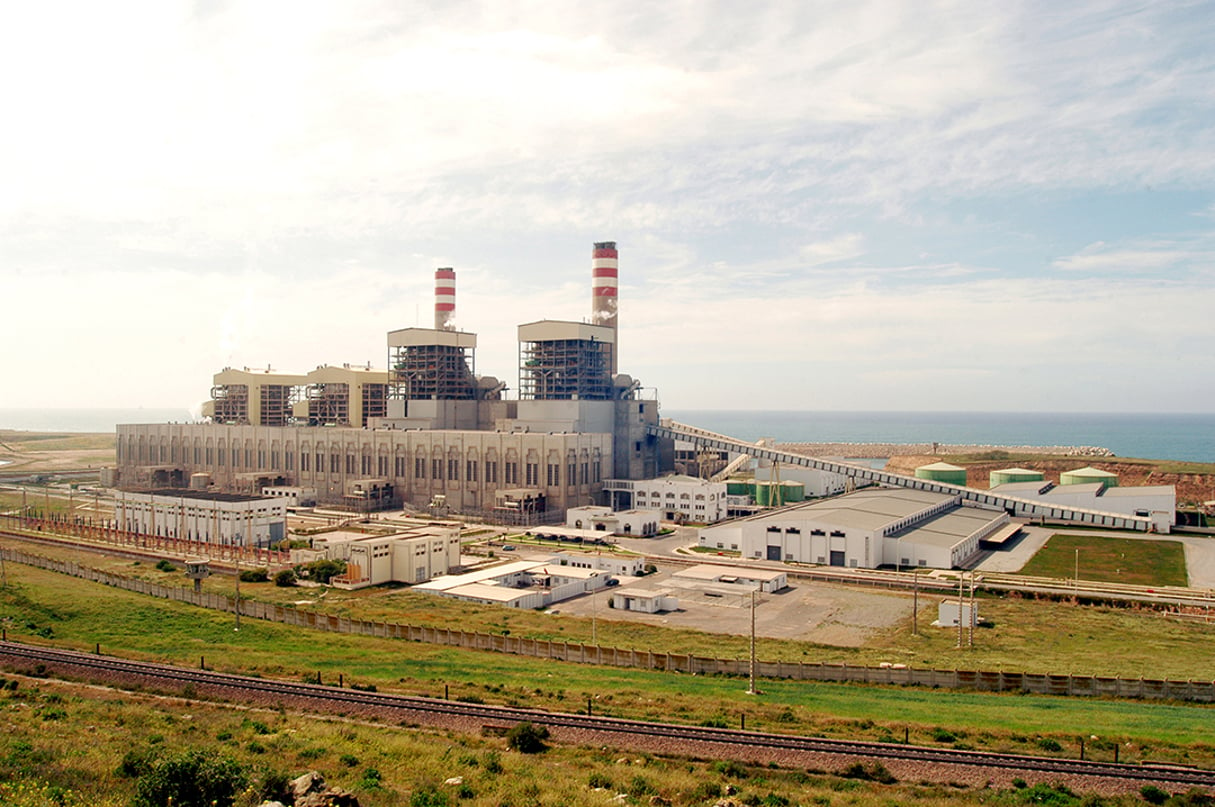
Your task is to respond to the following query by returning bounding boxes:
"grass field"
[1017,534,1190,587]
[12,536,1215,681]
[6,677,1161,807]
[2,561,1214,772]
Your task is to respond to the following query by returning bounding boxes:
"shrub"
[838,762,897,784]
[1036,737,1064,752]
[627,775,656,797]
[700,716,729,728]
[482,751,503,774]
[340,753,360,767]
[302,559,347,584]
[116,748,160,779]
[239,568,269,583]
[359,767,383,790]
[155,559,176,572]
[711,759,749,779]
[410,785,450,807]
[132,750,247,807]
[930,727,957,743]
[1139,785,1169,805]
[505,721,550,753]
[588,772,613,789]
[274,569,297,587]
[690,781,723,801]
[257,769,293,804]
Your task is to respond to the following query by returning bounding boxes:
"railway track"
[2,641,1212,791]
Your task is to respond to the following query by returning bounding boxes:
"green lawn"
[1017,534,1189,587]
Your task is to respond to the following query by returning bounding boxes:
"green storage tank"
[754,480,806,506]
[914,461,968,486]
[726,479,752,497]
[989,467,1045,487]
[1060,466,1118,489]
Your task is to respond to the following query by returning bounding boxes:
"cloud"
[1053,239,1214,274]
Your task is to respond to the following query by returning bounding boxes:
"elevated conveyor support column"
[648,421,1151,532]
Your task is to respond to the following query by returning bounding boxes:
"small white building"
[549,551,645,577]
[565,505,661,537]
[937,599,978,628]
[115,489,288,547]
[672,563,787,592]
[414,556,612,609]
[611,588,678,613]
[604,474,728,523]
[318,526,462,589]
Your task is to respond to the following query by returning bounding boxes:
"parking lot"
[551,562,913,647]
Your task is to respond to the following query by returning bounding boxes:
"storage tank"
[1060,466,1118,489]
[989,467,1045,487]
[914,462,967,486]
[754,480,805,506]
[726,479,752,497]
[189,473,212,490]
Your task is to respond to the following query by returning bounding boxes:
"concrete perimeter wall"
[3,547,1211,703]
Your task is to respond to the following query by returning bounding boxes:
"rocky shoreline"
[777,442,1114,459]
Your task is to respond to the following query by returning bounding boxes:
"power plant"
[113,243,673,521]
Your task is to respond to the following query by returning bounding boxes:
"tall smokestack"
[592,242,618,373]
[434,267,456,331]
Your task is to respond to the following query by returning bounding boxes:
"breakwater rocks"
[777,442,1114,459]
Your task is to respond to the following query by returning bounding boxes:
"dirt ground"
[550,564,911,647]
[882,453,1215,507]
[0,431,115,475]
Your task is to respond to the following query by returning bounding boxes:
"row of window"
[122,437,603,488]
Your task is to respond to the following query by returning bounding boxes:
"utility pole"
[912,568,919,636]
[747,590,758,695]
[1074,548,1079,600]
[968,570,975,647]
[956,575,964,649]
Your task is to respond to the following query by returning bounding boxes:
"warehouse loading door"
[766,545,781,561]
[829,550,845,567]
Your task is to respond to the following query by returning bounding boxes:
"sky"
[2,1,1214,415]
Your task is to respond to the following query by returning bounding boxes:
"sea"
[1,408,1212,463]
[662,410,1215,464]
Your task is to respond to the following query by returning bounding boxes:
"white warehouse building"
[988,481,1175,532]
[115,489,288,547]
[700,488,1009,570]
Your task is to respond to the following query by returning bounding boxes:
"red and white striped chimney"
[591,241,618,374]
[434,267,456,331]
[591,242,618,329]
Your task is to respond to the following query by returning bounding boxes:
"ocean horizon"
[2,407,1212,463]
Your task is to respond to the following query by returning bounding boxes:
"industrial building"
[602,474,728,523]
[987,479,1174,531]
[414,554,618,609]
[672,564,788,592]
[113,244,674,520]
[565,506,661,537]
[310,526,462,589]
[114,489,288,547]
[699,488,1011,570]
